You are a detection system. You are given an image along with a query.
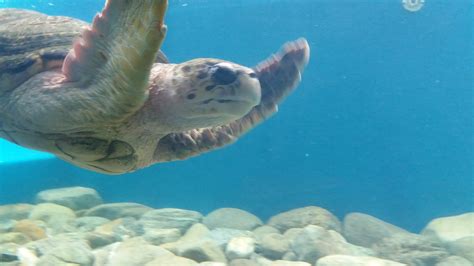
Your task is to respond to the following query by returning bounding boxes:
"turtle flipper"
[62,0,168,114]
[154,39,310,162]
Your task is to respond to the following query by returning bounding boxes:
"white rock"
[422,213,474,243]
[17,246,39,266]
[315,255,406,266]
[204,208,263,231]
[225,237,255,260]
[35,186,103,211]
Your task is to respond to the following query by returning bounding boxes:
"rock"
[0,243,20,263]
[420,213,474,263]
[256,233,289,260]
[84,202,153,220]
[290,225,372,263]
[207,228,254,248]
[140,208,202,233]
[203,208,263,231]
[35,255,67,266]
[282,251,297,261]
[373,233,449,265]
[315,255,406,266]
[225,237,255,260]
[0,232,30,245]
[16,246,39,265]
[250,253,273,265]
[178,240,227,263]
[0,204,33,220]
[161,223,211,253]
[35,186,103,211]
[12,220,47,240]
[162,224,228,263]
[422,213,474,243]
[253,225,280,241]
[84,232,118,249]
[271,261,311,266]
[106,238,175,266]
[75,209,88,217]
[343,212,410,247]
[283,228,303,243]
[144,228,182,245]
[72,216,110,232]
[36,241,93,266]
[94,217,143,240]
[29,203,76,233]
[0,261,19,266]
[268,206,341,233]
[229,259,257,266]
[199,262,227,266]
[0,219,16,233]
[92,242,119,266]
[146,255,198,266]
[447,236,474,263]
[25,233,88,255]
[173,223,210,244]
[436,256,473,266]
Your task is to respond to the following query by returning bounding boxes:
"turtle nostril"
[212,66,238,85]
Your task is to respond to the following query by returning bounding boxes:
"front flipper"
[154,39,310,162]
[62,0,168,120]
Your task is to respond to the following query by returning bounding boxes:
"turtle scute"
[55,137,137,174]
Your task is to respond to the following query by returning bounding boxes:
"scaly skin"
[0,0,310,174]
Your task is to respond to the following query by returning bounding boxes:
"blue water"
[0,0,472,232]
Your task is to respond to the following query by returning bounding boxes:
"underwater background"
[0,0,472,233]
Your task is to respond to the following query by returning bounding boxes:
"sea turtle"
[0,0,310,174]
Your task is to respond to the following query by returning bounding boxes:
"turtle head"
[149,59,261,131]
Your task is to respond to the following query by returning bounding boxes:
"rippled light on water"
[402,0,425,12]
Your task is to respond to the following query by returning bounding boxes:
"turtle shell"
[0,9,86,94]
[0,8,168,95]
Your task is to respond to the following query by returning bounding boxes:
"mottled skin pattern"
[0,0,310,174]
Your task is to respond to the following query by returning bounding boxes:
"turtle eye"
[211,66,238,85]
